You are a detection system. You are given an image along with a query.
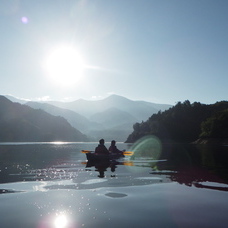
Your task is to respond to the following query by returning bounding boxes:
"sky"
[0,0,228,105]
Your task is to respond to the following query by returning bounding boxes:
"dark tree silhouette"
[126,100,228,143]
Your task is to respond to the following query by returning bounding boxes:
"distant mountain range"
[5,94,172,141]
[0,96,88,142]
[46,94,171,120]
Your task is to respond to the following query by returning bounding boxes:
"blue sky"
[0,0,228,105]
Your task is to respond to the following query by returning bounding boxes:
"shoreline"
[193,138,228,145]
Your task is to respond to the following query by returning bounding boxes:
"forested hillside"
[0,96,88,142]
[126,100,228,143]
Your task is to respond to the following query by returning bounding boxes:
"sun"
[45,45,85,86]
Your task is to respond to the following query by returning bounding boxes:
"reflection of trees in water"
[199,144,228,181]
[153,143,228,191]
[167,167,228,191]
[157,143,201,170]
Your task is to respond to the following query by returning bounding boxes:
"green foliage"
[200,109,228,138]
[126,100,228,143]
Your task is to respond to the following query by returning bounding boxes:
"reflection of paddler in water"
[110,161,117,177]
[95,159,118,178]
[86,157,131,178]
[94,139,110,178]
[87,139,124,178]
[95,161,110,178]
[108,140,121,176]
[94,139,118,178]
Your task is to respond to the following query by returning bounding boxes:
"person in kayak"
[109,140,123,156]
[95,139,109,154]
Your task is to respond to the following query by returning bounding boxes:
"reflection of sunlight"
[54,214,68,228]
[81,179,107,185]
[51,141,67,145]
[33,181,48,192]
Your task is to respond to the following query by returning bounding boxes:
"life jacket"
[95,144,109,154]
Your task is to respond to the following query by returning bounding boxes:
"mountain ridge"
[6,94,172,141]
[46,94,172,119]
[0,96,88,142]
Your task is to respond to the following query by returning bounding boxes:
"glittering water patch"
[81,179,107,185]
[136,177,162,180]
[45,184,78,190]
[194,182,228,191]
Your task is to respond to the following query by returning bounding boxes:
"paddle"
[81,150,94,153]
[81,150,134,156]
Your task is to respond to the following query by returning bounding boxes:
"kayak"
[81,150,134,156]
[86,152,124,163]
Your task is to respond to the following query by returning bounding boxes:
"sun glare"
[54,214,68,228]
[45,45,85,86]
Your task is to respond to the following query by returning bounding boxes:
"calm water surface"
[0,142,227,228]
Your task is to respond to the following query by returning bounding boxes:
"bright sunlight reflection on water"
[54,214,68,228]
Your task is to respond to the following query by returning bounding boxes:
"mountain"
[90,107,138,128]
[47,94,172,120]
[4,95,29,104]
[45,95,172,141]
[0,96,88,142]
[87,107,138,141]
[25,101,140,141]
[26,101,102,134]
[6,94,172,141]
[126,100,228,144]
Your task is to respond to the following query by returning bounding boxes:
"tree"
[126,100,228,143]
[200,109,228,138]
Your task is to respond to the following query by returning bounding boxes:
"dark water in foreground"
[0,142,228,228]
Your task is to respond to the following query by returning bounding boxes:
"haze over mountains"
[0,96,88,142]
[5,94,172,141]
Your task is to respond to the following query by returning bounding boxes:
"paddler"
[95,139,109,154]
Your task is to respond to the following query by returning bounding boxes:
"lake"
[0,141,228,228]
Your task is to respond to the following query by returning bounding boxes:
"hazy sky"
[1,0,228,105]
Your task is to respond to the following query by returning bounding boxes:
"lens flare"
[129,135,162,159]
[21,16,28,24]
